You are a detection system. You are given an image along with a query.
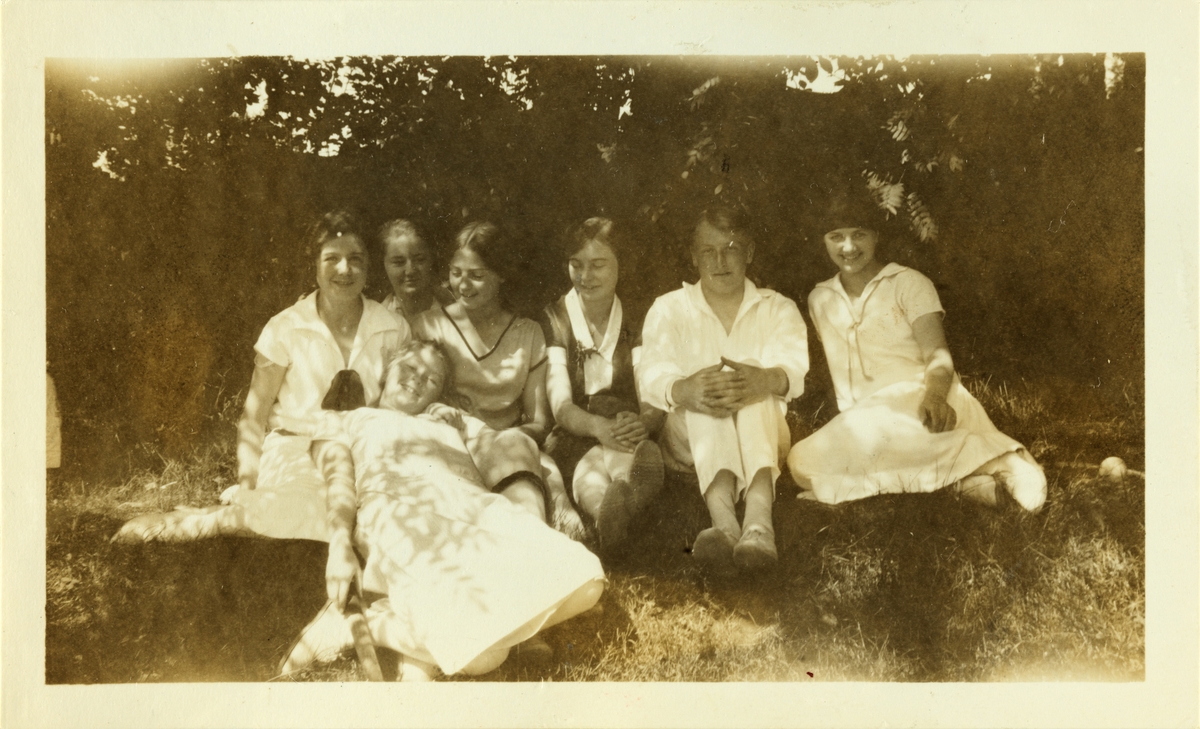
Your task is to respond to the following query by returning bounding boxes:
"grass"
[46,374,1144,683]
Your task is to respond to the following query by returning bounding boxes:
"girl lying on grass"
[787,186,1047,511]
[281,339,605,680]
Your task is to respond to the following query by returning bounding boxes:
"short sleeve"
[253,314,292,368]
[539,303,569,350]
[410,308,442,343]
[524,319,548,370]
[897,270,944,324]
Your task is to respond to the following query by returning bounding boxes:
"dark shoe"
[597,478,635,554]
[513,634,554,665]
[627,440,665,513]
[733,524,778,573]
[691,527,739,580]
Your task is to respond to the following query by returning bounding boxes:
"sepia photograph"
[5,2,1197,728]
[45,51,1147,685]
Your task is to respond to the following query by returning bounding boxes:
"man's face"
[692,221,752,297]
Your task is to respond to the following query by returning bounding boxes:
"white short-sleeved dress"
[786,263,1025,504]
[314,407,604,675]
[231,292,410,541]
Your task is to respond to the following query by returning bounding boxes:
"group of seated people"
[115,189,1048,681]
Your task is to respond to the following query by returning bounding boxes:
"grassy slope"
[46,377,1144,683]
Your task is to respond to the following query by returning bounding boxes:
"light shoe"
[277,600,354,676]
[996,451,1048,513]
[399,654,439,682]
[955,474,999,507]
[733,523,778,573]
[691,527,739,580]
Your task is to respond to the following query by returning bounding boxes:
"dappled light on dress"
[321,408,603,675]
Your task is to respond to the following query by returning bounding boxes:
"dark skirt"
[546,393,639,491]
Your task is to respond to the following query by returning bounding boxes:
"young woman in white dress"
[377,218,453,325]
[114,211,410,542]
[786,190,1047,511]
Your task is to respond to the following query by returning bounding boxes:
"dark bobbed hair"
[304,210,366,260]
[451,221,526,305]
[694,204,755,247]
[820,186,891,236]
[560,216,630,263]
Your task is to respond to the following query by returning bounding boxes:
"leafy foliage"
[46,54,1143,455]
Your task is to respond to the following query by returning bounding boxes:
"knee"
[576,577,605,612]
[501,480,548,522]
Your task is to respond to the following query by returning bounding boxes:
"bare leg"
[572,445,611,521]
[703,470,742,540]
[692,470,741,578]
[734,467,778,572]
[499,479,547,522]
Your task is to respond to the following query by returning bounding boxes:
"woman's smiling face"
[824,227,879,276]
[448,246,503,312]
[568,239,619,307]
[380,346,446,415]
[316,234,368,302]
[384,234,435,300]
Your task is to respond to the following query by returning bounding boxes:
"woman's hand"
[592,415,635,453]
[919,392,958,433]
[911,312,957,434]
[420,403,465,431]
[610,411,649,450]
[326,530,358,611]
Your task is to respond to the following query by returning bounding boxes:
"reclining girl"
[281,338,605,680]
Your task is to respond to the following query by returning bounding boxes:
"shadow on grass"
[47,380,1144,682]
[48,512,327,683]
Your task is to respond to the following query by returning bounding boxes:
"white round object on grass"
[1099,456,1128,482]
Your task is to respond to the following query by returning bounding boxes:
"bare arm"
[911,312,957,433]
[236,361,286,490]
[518,361,552,445]
[312,438,358,610]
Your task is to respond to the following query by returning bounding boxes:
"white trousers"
[661,398,789,496]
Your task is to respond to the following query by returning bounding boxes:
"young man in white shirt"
[638,207,809,578]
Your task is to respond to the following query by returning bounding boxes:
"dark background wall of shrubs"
[45,54,1143,462]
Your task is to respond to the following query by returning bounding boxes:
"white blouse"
[807,263,944,412]
[637,279,809,412]
[254,292,410,434]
